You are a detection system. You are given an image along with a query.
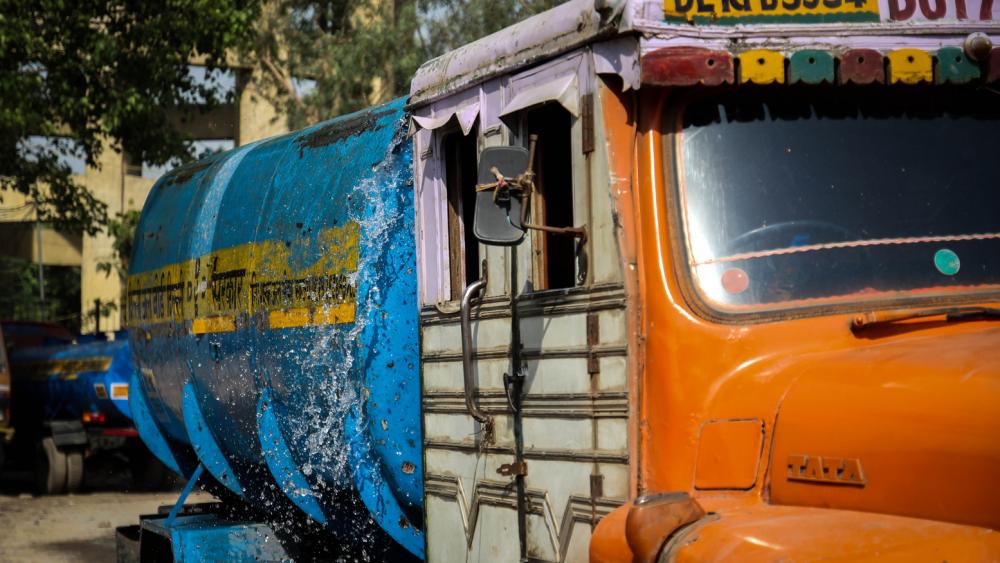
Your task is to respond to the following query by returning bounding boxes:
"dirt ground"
[0,456,209,563]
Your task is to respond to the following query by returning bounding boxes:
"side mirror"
[472,146,528,246]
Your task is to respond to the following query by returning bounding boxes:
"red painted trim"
[989,48,1000,83]
[641,47,735,86]
[839,49,885,84]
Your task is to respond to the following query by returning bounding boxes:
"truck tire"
[35,437,67,495]
[65,449,84,493]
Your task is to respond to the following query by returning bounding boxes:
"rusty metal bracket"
[581,93,595,154]
[586,313,600,375]
[520,135,588,243]
[497,461,528,477]
[523,222,588,244]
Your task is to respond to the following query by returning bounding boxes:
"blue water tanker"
[2,331,165,495]
[124,98,423,558]
[10,336,134,427]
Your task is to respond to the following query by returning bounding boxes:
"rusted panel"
[587,312,600,374]
[295,107,393,152]
[445,144,464,301]
[989,47,1000,82]
[497,461,528,476]
[162,156,220,187]
[935,47,981,84]
[640,47,734,86]
[582,92,595,154]
[590,473,605,498]
[788,50,835,84]
[838,49,885,84]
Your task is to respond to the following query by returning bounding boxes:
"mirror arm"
[460,261,492,426]
[519,134,588,244]
[522,223,588,244]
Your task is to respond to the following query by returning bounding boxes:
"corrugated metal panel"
[422,289,629,561]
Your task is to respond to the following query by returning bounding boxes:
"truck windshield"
[674,86,1000,314]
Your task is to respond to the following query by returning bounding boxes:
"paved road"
[0,457,206,563]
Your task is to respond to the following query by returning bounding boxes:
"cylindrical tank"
[9,337,135,430]
[125,98,423,557]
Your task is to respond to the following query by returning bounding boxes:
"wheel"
[35,437,67,495]
[65,449,84,493]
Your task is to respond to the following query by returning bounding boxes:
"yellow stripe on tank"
[191,315,237,334]
[313,303,356,326]
[125,222,360,333]
[268,308,312,330]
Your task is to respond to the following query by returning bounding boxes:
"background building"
[0,66,287,334]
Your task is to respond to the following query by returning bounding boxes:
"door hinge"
[587,312,600,375]
[498,461,528,477]
[590,474,604,499]
[582,93,595,154]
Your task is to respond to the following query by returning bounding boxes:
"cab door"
[413,50,632,562]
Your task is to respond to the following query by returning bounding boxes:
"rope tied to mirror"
[475,165,531,203]
[474,134,587,243]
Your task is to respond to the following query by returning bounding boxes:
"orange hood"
[767,326,1000,530]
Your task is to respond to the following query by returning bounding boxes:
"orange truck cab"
[593,59,1000,562]
[409,0,999,560]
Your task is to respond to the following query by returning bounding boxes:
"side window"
[524,104,575,290]
[442,126,480,300]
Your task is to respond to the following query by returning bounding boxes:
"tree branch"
[260,52,301,104]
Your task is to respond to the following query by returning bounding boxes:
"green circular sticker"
[934,248,960,276]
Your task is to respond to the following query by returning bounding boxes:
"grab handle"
[460,263,489,424]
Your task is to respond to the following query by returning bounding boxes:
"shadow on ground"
[1,449,182,496]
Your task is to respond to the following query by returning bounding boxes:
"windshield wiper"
[851,306,1000,332]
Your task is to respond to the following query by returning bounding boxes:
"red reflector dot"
[722,268,749,295]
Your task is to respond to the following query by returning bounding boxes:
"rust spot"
[381,419,389,431]
[401,461,415,474]
[297,108,393,152]
[163,157,219,186]
[398,516,409,529]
